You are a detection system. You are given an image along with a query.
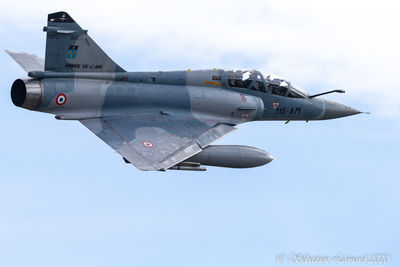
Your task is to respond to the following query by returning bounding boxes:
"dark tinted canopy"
[225,70,309,98]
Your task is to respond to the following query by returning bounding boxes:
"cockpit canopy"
[225,70,309,98]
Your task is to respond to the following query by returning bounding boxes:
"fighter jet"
[7,11,362,171]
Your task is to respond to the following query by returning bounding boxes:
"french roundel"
[142,141,154,148]
[56,94,67,105]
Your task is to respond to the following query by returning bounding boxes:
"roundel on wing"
[142,141,154,148]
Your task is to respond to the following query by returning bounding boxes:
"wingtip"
[4,50,19,56]
[5,50,15,57]
[5,50,21,55]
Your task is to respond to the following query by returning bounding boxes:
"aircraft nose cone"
[322,99,361,120]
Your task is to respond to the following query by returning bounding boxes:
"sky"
[0,1,399,266]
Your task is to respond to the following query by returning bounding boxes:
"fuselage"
[13,69,360,125]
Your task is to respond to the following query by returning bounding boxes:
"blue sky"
[1,1,399,266]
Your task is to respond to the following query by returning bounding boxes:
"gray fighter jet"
[7,11,362,171]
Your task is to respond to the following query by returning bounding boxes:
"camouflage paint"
[8,11,361,171]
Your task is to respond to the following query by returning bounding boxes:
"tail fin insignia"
[67,46,78,59]
[48,12,75,23]
[44,11,125,73]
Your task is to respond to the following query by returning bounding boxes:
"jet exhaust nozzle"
[11,79,43,110]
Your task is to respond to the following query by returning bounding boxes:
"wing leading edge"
[5,50,44,73]
[80,115,236,171]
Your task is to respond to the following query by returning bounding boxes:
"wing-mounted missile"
[123,158,206,171]
[169,162,207,171]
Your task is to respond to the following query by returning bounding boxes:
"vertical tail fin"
[44,11,125,72]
